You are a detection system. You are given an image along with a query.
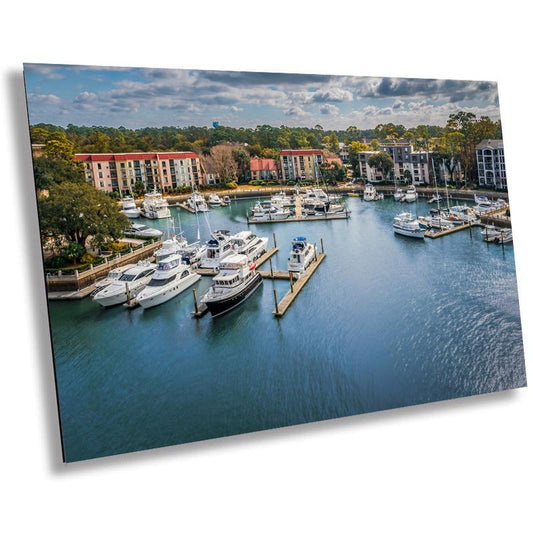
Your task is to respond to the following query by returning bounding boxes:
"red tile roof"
[325,157,343,165]
[280,149,323,156]
[74,152,198,162]
[250,157,277,172]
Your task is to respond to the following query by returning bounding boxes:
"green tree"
[367,151,394,181]
[38,182,129,250]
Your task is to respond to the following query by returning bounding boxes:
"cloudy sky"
[24,63,501,130]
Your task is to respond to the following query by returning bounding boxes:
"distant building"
[358,142,432,184]
[249,157,278,181]
[74,152,203,195]
[476,139,506,189]
[338,143,349,163]
[279,149,323,181]
[31,143,46,158]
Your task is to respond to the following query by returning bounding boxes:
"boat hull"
[393,226,425,239]
[137,273,201,309]
[204,273,263,317]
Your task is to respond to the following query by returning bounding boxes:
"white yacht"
[363,183,383,201]
[494,230,513,244]
[249,202,291,222]
[120,196,141,218]
[392,212,425,239]
[303,187,340,203]
[393,188,404,201]
[187,192,209,212]
[200,230,234,269]
[481,225,508,242]
[404,185,418,203]
[92,261,156,307]
[136,254,200,309]
[208,193,222,207]
[474,194,493,208]
[223,195,231,204]
[271,191,294,208]
[448,205,477,224]
[288,237,316,275]
[141,191,171,219]
[126,223,163,238]
[201,254,263,317]
[92,264,134,294]
[230,231,268,261]
[153,233,189,262]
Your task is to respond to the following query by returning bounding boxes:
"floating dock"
[424,223,471,239]
[273,252,326,317]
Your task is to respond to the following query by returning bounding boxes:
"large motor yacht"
[363,183,383,201]
[287,236,316,275]
[92,261,156,307]
[404,185,418,203]
[187,192,209,212]
[249,202,291,222]
[200,230,234,269]
[201,254,263,317]
[153,233,189,262]
[92,264,134,295]
[141,191,171,219]
[392,212,425,239]
[208,193,222,207]
[120,196,141,218]
[230,231,268,261]
[136,254,200,309]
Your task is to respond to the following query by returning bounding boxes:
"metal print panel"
[23,64,527,462]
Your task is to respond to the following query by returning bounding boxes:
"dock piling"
[269,258,273,278]
[193,288,199,315]
[314,244,318,262]
[289,271,294,293]
[273,232,277,248]
[320,238,324,254]
[273,288,279,316]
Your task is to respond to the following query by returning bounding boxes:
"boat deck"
[195,246,279,276]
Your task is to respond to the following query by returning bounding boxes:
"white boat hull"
[141,209,171,219]
[393,226,425,239]
[137,273,201,309]
[122,209,141,219]
[93,280,148,307]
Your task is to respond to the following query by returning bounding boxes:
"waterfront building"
[249,157,278,181]
[339,143,349,163]
[358,142,432,184]
[74,152,204,195]
[476,139,506,190]
[280,149,323,181]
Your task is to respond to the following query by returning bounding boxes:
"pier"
[273,250,326,317]
[424,223,471,239]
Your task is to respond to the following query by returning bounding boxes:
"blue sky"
[24,64,501,130]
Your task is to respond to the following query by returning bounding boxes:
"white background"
[1,1,531,531]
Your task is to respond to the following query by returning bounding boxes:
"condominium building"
[338,143,349,164]
[279,149,323,181]
[249,157,278,181]
[74,151,204,195]
[476,139,506,189]
[358,142,432,184]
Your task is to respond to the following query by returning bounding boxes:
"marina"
[47,194,524,462]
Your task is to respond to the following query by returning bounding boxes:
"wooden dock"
[273,252,326,317]
[425,223,471,239]
[177,202,196,213]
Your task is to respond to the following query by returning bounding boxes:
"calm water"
[49,197,526,462]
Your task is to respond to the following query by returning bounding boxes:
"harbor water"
[48,197,526,462]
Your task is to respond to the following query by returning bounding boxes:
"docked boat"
[223,195,231,204]
[302,199,345,216]
[474,194,493,208]
[287,236,316,275]
[363,183,383,201]
[200,230,234,269]
[494,230,513,244]
[249,202,291,222]
[201,254,263,317]
[92,264,134,295]
[136,254,200,309]
[120,196,141,218]
[404,185,418,203]
[393,188,404,201]
[448,205,477,224]
[92,261,156,307]
[141,190,171,219]
[208,193,222,207]
[230,231,268,261]
[126,223,163,238]
[271,191,294,208]
[392,212,425,239]
[481,225,510,243]
[187,192,209,212]
[427,193,442,204]
[153,233,189,262]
